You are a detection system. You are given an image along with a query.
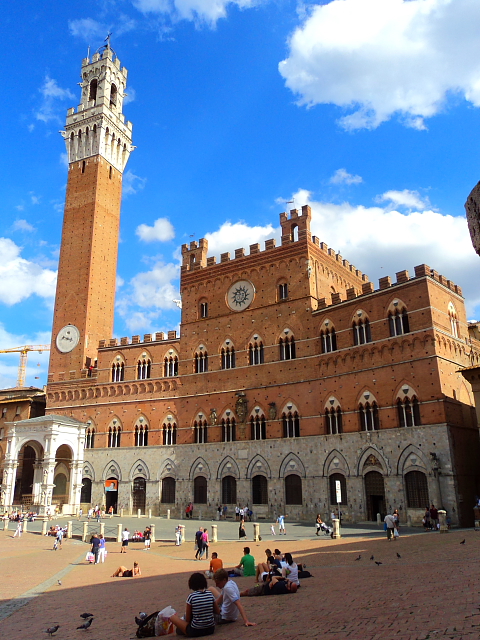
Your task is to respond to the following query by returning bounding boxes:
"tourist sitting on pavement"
[255,548,280,582]
[281,552,300,586]
[112,561,141,577]
[232,547,256,577]
[169,572,219,637]
[206,552,223,578]
[209,568,256,627]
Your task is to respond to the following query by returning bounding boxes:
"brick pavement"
[0,527,479,640]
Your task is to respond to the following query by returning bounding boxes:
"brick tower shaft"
[48,45,133,383]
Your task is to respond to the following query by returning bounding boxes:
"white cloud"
[30,193,41,205]
[136,218,175,242]
[0,238,57,306]
[123,87,136,105]
[116,261,180,332]
[35,76,74,125]
[12,220,35,233]
[377,189,429,210]
[204,221,278,258]
[133,0,257,26]
[68,18,107,41]
[287,188,480,316]
[330,168,363,185]
[123,170,147,196]
[60,153,68,168]
[15,204,25,212]
[279,0,480,130]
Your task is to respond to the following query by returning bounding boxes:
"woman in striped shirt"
[170,572,219,637]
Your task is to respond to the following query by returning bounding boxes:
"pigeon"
[135,613,148,625]
[45,625,60,636]
[370,555,374,561]
[375,561,383,566]
[460,539,466,545]
[77,617,94,630]
[354,554,361,561]
[396,553,401,559]
[57,580,62,586]
[80,613,94,619]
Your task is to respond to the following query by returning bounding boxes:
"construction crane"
[0,345,50,388]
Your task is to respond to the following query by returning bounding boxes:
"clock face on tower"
[56,325,80,353]
[226,280,255,311]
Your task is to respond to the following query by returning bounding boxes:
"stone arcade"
[1,45,480,526]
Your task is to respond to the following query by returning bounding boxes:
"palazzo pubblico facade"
[1,46,480,527]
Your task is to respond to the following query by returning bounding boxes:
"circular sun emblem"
[226,280,255,312]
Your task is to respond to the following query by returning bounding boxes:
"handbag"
[393,528,399,538]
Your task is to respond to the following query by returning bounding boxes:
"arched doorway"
[221,476,237,505]
[81,478,92,504]
[105,477,118,513]
[132,477,146,514]
[194,476,207,504]
[14,443,40,508]
[364,471,385,521]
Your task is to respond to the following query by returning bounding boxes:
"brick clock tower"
[48,45,133,384]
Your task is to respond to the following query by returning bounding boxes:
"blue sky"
[1,0,480,388]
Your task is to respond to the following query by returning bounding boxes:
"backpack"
[136,611,159,638]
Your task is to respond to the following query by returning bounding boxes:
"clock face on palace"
[56,325,80,353]
[226,280,255,311]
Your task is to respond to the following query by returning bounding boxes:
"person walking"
[238,519,246,541]
[91,533,101,563]
[98,534,106,563]
[121,528,130,553]
[13,520,23,538]
[195,526,204,560]
[143,526,151,551]
[201,527,210,560]
[54,527,64,550]
[384,513,396,541]
[430,504,439,530]
[277,514,286,535]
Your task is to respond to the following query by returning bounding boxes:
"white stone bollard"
[438,509,449,534]
[253,523,260,542]
[167,509,171,519]
[211,524,218,542]
[332,518,341,539]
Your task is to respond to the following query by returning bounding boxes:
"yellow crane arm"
[0,345,50,388]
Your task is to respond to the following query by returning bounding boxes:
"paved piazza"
[0,517,478,640]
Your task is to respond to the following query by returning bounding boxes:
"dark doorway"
[364,471,385,521]
[132,477,146,514]
[105,477,118,513]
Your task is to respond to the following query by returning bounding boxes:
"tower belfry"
[47,46,133,384]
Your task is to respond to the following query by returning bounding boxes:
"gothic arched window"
[359,402,379,431]
[321,325,337,353]
[221,345,235,370]
[222,417,236,442]
[388,305,410,336]
[282,410,300,438]
[108,425,121,447]
[85,427,95,449]
[135,423,149,446]
[111,361,124,382]
[194,420,208,444]
[397,396,421,427]
[194,349,208,373]
[353,317,371,345]
[249,339,264,365]
[279,334,296,360]
[137,358,151,380]
[250,414,267,440]
[163,422,177,446]
[325,406,343,435]
[164,355,178,377]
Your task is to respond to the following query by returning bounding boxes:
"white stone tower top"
[61,44,134,173]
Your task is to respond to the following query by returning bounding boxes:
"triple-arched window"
[250,414,266,440]
[325,406,343,435]
[85,427,95,449]
[388,304,410,336]
[135,423,148,446]
[108,425,121,447]
[111,361,124,382]
[221,345,236,369]
[222,417,236,442]
[448,302,459,338]
[163,422,177,446]
[359,402,379,431]
[164,355,178,377]
[279,334,296,360]
[321,325,337,353]
[282,410,300,438]
[194,349,208,373]
[194,420,208,444]
[249,339,264,365]
[353,316,371,345]
[137,357,151,380]
[397,396,421,427]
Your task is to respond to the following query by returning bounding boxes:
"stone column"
[2,461,18,510]
[116,523,122,542]
[150,524,156,543]
[99,522,105,537]
[69,461,83,515]
[211,524,218,542]
[438,509,448,534]
[82,521,89,542]
[253,523,260,542]
[22,519,28,533]
[332,518,341,539]
[67,521,73,538]
[3,518,8,531]
[179,524,185,543]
